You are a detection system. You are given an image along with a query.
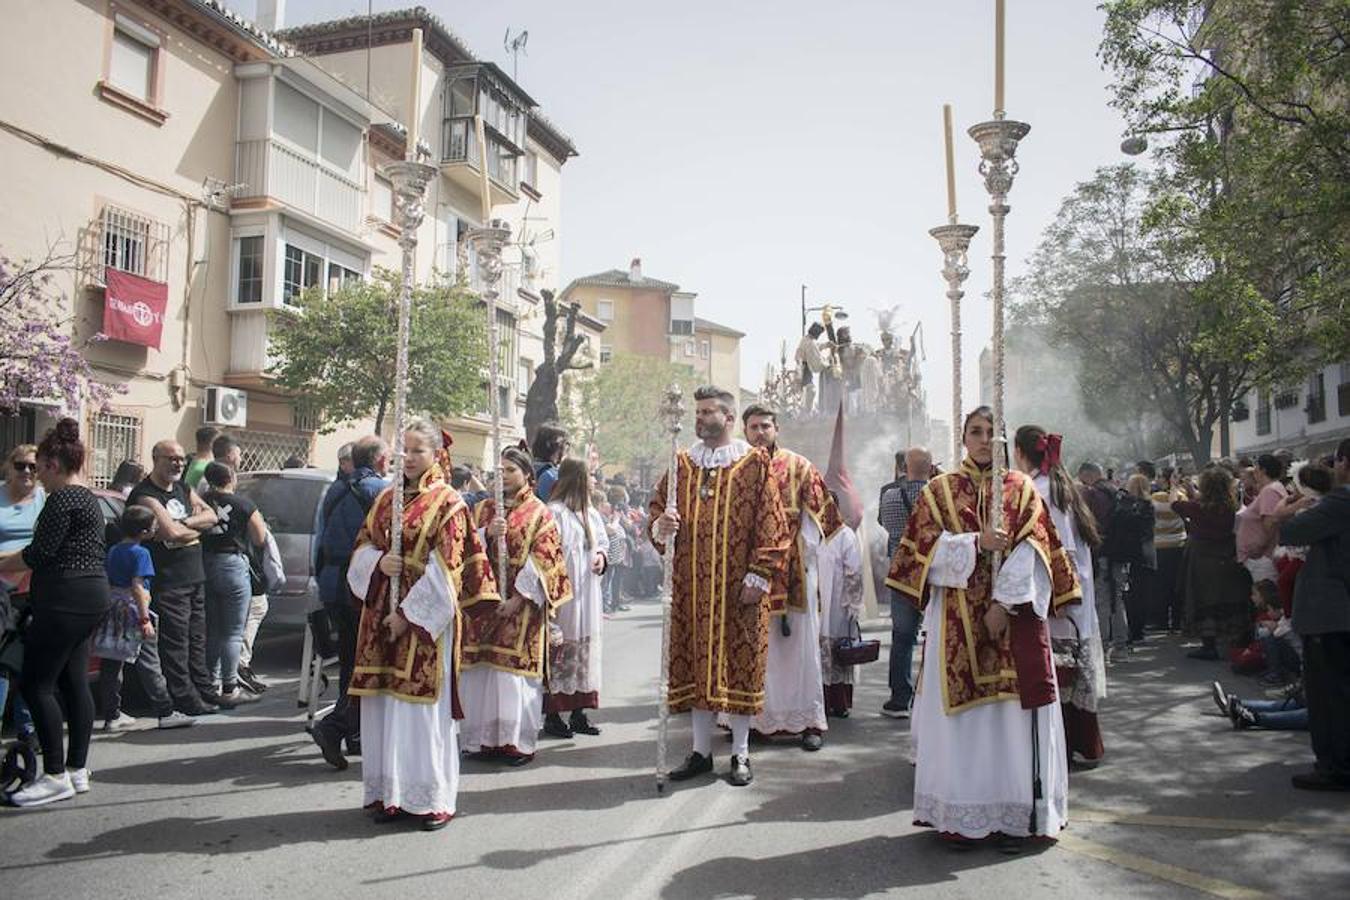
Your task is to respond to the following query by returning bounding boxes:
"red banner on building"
[103,268,168,350]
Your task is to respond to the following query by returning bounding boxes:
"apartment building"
[1232,362,1350,461]
[278,7,579,466]
[0,1,578,475]
[562,259,744,389]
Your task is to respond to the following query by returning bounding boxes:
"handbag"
[91,591,148,663]
[832,617,881,666]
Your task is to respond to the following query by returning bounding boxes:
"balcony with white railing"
[235,138,363,235]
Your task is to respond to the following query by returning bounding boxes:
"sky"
[236,0,1130,427]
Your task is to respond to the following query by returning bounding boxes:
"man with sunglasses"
[128,441,218,715]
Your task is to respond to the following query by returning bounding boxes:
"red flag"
[103,268,167,349]
[824,401,863,529]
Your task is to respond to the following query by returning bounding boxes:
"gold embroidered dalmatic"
[460,489,572,680]
[886,459,1080,714]
[767,447,845,614]
[650,446,790,715]
[349,466,497,707]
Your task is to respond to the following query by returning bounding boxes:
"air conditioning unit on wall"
[203,386,247,427]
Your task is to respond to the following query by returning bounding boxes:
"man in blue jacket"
[1276,438,1350,792]
[311,435,389,770]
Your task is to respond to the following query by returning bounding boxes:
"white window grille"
[89,412,143,488]
[101,205,169,283]
[236,429,312,472]
[291,404,319,433]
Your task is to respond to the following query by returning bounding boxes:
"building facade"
[1232,361,1350,461]
[0,1,578,477]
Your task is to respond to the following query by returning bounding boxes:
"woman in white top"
[544,459,609,737]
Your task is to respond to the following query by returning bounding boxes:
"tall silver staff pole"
[655,384,684,793]
[969,114,1029,565]
[380,161,435,614]
[929,223,978,467]
[469,114,511,592]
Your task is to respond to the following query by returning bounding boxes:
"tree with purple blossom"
[0,247,121,416]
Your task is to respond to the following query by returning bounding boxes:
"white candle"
[943,104,957,221]
[407,27,423,160]
[995,0,1005,114]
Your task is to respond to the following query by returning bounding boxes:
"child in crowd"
[96,506,194,731]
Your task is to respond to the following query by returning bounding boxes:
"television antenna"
[504,28,528,80]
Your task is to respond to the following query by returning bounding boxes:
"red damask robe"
[349,467,497,709]
[886,458,1080,714]
[650,444,790,716]
[460,489,572,679]
[767,447,845,614]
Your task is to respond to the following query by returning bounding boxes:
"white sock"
[691,708,714,756]
[728,714,750,758]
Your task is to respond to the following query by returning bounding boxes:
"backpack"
[1101,490,1154,565]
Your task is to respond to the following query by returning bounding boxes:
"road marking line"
[1058,833,1271,900]
[1076,808,1350,838]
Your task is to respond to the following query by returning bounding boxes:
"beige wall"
[568,284,671,360]
[709,332,742,393]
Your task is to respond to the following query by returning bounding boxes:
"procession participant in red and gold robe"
[346,419,497,831]
[651,386,790,787]
[459,447,571,766]
[887,406,1081,847]
[740,404,843,751]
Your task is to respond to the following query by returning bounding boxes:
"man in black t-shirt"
[128,440,218,715]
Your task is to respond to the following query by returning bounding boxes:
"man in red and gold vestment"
[741,403,843,751]
[651,386,789,787]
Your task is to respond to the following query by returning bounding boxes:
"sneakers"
[217,687,260,708]
[102,712,138,732]
[1230,703,1257,730]
[1210,681,1229,716]
[158,711,197,729]
[881,698,911,719]
[70,768,91,794]
[9,772,75,807]
[236,666,268,694]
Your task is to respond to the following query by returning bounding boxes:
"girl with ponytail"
[1013,424,1107,765]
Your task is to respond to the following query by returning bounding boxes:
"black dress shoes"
[669,751,714,781]
[728,754,753,786]
[569,710,601,736]
[801,731,824,752]
[543,713,574,739]
[312,726,348,771]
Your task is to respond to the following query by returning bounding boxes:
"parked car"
[235,469,337,629]
[92,488,126,547]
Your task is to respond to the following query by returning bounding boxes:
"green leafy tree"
[563,354,699,483]
[1014,164,1291,464]
[267,267,487,434]
[1100,0,1350,354]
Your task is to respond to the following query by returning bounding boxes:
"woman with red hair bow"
[1014,425,1107,765]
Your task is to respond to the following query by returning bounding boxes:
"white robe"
[1034,474,1107,709]
[748,513,827,734]
[347,544,460,816]
[459,556,548,755]
[911,532,1070,839]
[818,525,865,688]
[548,504,609,702]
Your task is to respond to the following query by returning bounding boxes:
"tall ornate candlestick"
[928,223,979,467]
[654,383,684,794]
[382,158,437,613]
[969,115,1030,551]
[467,218,513,591]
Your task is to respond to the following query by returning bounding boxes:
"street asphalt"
[2,598,1347,899]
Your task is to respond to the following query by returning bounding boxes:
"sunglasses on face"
[11,462,37,473]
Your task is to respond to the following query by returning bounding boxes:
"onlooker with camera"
[128,441,219,716]
[1237,454,1288,583]
[199,462,268,708]
[1273,439,1350,791]
[0,420,110,806]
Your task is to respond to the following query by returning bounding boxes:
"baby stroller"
[0,586,37,797]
